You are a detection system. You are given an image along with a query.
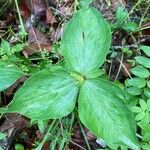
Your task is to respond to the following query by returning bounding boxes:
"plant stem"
[35,120,56,150]
[78,121,92,150]
[114,53,124,81]
[14,0,27,38]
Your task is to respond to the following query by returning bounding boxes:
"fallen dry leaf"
[19,0,31,20]
[23,27,51,57]
[46,8,57,25]
[32,0,47,21]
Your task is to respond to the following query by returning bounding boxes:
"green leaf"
[3,69,78,120]
[78,79,139,149]
[15,144,24,150]
[37,120,47,133]
[135,111,145,121]
[116,6,128,23]
[139,99,147,111]
[123,22,138,32]
[0,61,23,91]
[125,77,146,88]
[60,7,111,76]
[147,99,150,110]
[126,87,142,96]
[79,0,93,8]
[0,132,6,140]
[142,132,150,141]
[86,69,105,79]
[142,144,150,150]
[144,88,150,98]
[12,44,25,52]
[131,66,149,78]
[1,40,10,52]
[131,106,142,113]
[135,56,150,68]
[147,81,150,88]
[140,45,150,57]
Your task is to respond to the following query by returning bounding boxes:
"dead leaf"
[46,8,57,25]
[23,27,51,57]
[19,0,31,20]
[32,0,47,20]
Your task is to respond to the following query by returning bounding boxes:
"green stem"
[35,120,56,150]
[14,0,26,35]
[78,121,92,150]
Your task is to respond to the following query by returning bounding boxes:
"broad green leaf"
[125,77,146,88]
[131,66,149,78]
[140,45,150,57]
[126,87,142,96]
[2,69,78,120]
[0,61,23,91]
[135,56,150,68]
[78,79,139,149]
[60,7,111,76]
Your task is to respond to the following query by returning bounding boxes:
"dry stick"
[111,44,139,49]
[116,57,132,79]
[30,26,45,59]
[114,53,124,81]
[111,36,150,50]
[69,140,87,150]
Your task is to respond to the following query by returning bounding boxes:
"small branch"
[111,36,150,50]
[111,44,139,49]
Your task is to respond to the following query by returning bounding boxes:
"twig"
[111,44,139,49]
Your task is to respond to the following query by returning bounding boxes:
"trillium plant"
[0,0,139,149]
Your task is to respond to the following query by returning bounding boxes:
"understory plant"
[0,0,139,149]
[125,45,150,149]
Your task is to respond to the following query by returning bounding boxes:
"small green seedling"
[111,6,138,32]
[0,39,25,56]
[125,45,150,148]
[0,1,139,149]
